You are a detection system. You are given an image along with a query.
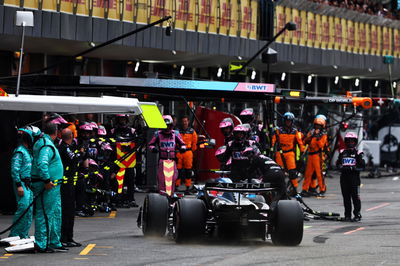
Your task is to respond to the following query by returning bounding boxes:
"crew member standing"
[336,132,365,222]
[9,127,34,239]
[31,123,66,252]
[148,115,186,194]
[301,117,328,197]
[111,114,138,207]
[271,112,305,195]
[176,116,198,191]
[58,128,85,247]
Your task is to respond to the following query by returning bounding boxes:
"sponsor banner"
[107,0,121,20]
[150,0,171,25]
[283,6,291,44]
[358,23,365,54]
[229,0,239,37]
[340,18,346,51]
[23,0,39,9]
[306,12,315,47]
[198,0,211,33]
[234,83,275,93]
[394,28,400,57]
[354,22,360,54]
[291,8,300,45]
[123,0,134,22]
[135,0,149,24]
[299,10,307,46]
[249,0,257,39]
[321,15,329,49]
[4,0,19,6]
[275,5,285,43]
[370,24,377,55]
[314,13,321,48]
[42,0,57,11]
[328,15,335,49]
[219,0,231,36]
[187,0,196,31]
[346,20,354,53]
[382,27,391,55]
[76,0,90,16]
[334,17,341,50]
[365,23,370,55]
[209,0,218,34]
[377,26,382,55]
[240,0,252,38]
[61,0,74,14]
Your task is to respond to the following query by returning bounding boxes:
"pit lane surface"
[1,172,400,266]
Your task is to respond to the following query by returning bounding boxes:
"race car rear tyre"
[173,198,206,243]
[142,193,169,237]
[271,200,303,246]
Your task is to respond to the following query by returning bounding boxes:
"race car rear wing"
[0,94,166,129]
[204,182,276,193]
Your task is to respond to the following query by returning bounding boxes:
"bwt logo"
[342,158,356,166]
[246,85,267,91]
[160,142,174,148]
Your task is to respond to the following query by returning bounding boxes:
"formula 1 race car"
[138,180,304,246]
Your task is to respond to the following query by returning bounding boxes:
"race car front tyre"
[271,200,303,246]
[142,193,169,237]
[173,198,206,243]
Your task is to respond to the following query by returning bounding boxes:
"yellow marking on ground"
[0,257,9,259]
[3,254,12,257]
[344,227,365,235]
[304,225,312,229]
[79,244,96,255]
[77,211,117,220]
[89,253,108,256]
[360,184,364,188]
[96,246,113,249]
[74,258,89,260]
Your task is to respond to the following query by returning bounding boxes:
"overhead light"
[251,70,256,80]
[334,76,339,85]
[217,67,222,78]
[172,50,177,55]
[368,68,372,72]
[355,78,359,87]
[237,56,242,60]
[134,62,140,72]
[290,61,295,66]
[179,65,185,75]
[375,80,379,87]
[333,65,338,69]
[307,75,312,84]
[393,81,397,88]
[88,42,96,48]
[281,72,286,81]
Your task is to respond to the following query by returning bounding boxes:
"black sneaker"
[308,188,318,196]
[352,214,362,222]
[343,216,352,222]
[316,191,326,197]
[300,190,310,197]
[52,246,68,252]
[63,241,81,248]
[35,244,55,253]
